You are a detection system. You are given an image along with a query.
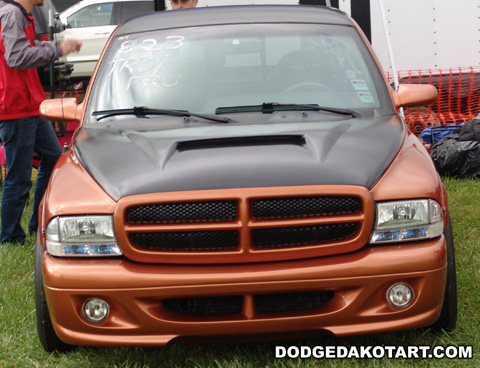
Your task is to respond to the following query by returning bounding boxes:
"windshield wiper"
[215,102,360,118]
[92,106,236,123]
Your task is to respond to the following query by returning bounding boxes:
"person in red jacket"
[0,0,81,244]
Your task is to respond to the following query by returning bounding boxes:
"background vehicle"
[35,5,455,352]
[55,0,154,79]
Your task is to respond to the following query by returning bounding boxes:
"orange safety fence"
[387,67,480,135]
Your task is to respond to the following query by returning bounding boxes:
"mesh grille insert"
[162,291,334,317]
[163,296,243,316]
[253,223,359,249]
[255,291,334,313]
[130,231,239,251]
[127,201,237,224]
[253,196,361,220]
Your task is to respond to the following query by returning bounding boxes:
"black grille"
[255,291,334,313]
[253,196,361,220]
[127,201,237,224]
[162,291,334,316]
[130,231,239,251]
[163,296,243,316]
[253,223,359,249]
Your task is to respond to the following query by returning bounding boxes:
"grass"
[0,177,478,367]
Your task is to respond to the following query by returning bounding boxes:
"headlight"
[46,216,122,257]
[370,199,444,244]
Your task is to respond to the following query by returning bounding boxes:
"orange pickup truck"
[35,4,456,352]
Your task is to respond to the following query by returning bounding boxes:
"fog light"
[387,282,414,308]
[83,298,109,322]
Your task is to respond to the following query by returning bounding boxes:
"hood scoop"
[177,135,305,151]
[74,116,404,200]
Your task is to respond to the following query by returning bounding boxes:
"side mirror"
[393,84,438,109]
[40,98,81,123]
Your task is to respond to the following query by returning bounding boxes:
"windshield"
[87,23,391,123]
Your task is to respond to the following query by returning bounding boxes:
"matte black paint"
[74,115,405,201]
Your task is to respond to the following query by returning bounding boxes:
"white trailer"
[164,0,480,72]
[369,0,480,71]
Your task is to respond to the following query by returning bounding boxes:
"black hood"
[75,114,404,201]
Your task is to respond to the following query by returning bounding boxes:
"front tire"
[431,215,457,331]
[35,236,75,352]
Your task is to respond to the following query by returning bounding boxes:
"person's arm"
[2,9,61,69]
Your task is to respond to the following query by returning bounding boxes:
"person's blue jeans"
[0,116,62,244]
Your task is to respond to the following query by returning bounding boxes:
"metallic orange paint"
[42,238,446,346]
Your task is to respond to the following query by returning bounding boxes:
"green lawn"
[0,177,478,367]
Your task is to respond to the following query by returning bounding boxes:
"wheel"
[284,81,334,92]
[35,236,75,352]
[431,214,457,331]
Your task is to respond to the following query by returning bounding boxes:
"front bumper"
[42,238,446,346]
